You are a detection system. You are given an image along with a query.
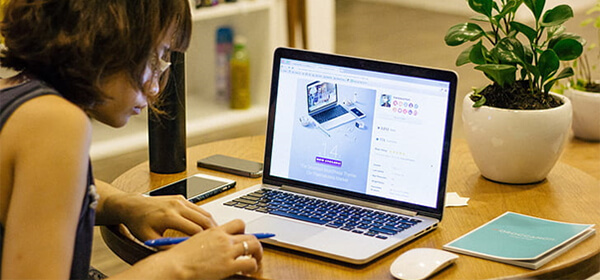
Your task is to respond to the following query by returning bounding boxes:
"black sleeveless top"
[0,79,98,279]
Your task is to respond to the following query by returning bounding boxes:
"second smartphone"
[197,154,263,178]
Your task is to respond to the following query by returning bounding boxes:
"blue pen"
[144,233,276,247]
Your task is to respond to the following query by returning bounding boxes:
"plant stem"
[490,19,499,45]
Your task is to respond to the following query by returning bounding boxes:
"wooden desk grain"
[111,135,600,279]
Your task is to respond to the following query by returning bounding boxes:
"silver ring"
[242,241,249,256]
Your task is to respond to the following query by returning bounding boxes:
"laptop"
[306,80,356,130]
[200,47,457,264]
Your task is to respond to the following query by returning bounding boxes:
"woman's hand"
[113,219,264,280]
[94,181,217,241]
[123,194,218,241]
[101,191,218,242]
[166,219,264,279]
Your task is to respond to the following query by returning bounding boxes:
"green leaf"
[495,37,526,64]
[523,61,540,79]
[444,23,485,46]
[491,1,500,13]
[524,0,546,21]
[538,50,559,83]
[470,15,490,22]
[473,95,487,107]
[510,21,537,43]
[552,38,583,60]
[523,44,534,64]
[456,46,474,66]
[525,59,539,73]
[547,25,566,41]
[541,5,574,27]
[470,92,487,107]
[543,67,573,93]
[498,0,523,18]
[548,33,585,51]
[469,41,489,64]
[469,0,493,17]
[475,64,517,86]
[554,66,574,80]
[521,62,538,84]
[544,80,558,93]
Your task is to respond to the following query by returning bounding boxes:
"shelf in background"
[190,0,271,21]
[90,101,268,160]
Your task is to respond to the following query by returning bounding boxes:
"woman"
[0,0,263,279]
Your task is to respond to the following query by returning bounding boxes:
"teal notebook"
[443,212,595,269]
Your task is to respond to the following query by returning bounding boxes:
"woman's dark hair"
[0,0,191,110]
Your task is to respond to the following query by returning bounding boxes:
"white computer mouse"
[390,248,458,280]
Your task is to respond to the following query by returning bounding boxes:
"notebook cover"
[443,212,595,269]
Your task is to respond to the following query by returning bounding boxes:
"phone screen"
[350,107,364,117]
[148,175,235,202]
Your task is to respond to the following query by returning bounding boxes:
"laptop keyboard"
[311,105,349,123]
[224,189,422,240]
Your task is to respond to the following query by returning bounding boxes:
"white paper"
[445,192,469,207]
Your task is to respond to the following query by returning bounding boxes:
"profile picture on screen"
[380,94,391,107]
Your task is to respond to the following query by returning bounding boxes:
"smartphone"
[197,154,263,178]
[147,174,236,203]
[350,107,366,119]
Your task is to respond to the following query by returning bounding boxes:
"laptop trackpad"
[246,216,325,243]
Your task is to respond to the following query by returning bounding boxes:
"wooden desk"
[109,135,600,279]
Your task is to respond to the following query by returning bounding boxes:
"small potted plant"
[444,0,584,184]
[565,2,600,141]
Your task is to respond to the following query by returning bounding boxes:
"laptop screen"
[307,81,338,113]
[264,48,456,216]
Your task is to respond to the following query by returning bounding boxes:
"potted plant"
[564,2,600,141]
[444,0,584,184]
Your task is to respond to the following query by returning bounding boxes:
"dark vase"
[148,52,187,174]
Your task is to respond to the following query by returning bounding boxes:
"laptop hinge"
[279,185,418,217]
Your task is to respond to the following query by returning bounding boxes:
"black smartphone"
[146,174,236,203]
[197,154,263,178]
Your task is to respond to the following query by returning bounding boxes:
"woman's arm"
[1,95,91,279]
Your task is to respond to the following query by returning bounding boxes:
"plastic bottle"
[196,0,215,8]
[215,27,233,102]
[230,36,251,109]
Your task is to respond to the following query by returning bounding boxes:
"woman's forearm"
[94,179,138,225]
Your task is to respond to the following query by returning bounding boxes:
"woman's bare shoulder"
[16,94,89,128]
[2,94,92,154]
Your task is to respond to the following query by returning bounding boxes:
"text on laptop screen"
[269,58,452,209]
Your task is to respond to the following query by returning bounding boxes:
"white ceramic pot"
[462,92,572,184]
[564,87,600,141]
